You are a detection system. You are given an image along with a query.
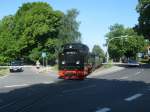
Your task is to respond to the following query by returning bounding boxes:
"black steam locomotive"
[58,43,100,80]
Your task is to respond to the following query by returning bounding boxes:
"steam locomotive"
[58,43,100,80]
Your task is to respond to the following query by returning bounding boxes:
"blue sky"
[0,0,139,51]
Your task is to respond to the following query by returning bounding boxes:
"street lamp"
[106,35,128,63]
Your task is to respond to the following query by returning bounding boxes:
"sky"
[0,0,139,51]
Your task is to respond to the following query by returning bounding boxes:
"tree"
[0,2,81,64]
[0,15,18,63]
[13,2,63,62]
[106,24,146,61]
[92,45,104,58]
[92,45,105,63]
[58,9,81,44]
[105,24,126,60]
[135,0,150,39]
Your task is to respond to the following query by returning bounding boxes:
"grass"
[140,58,150,64]
[0,68,9,76]
[103,60,113,68]
[103,64,113,68]
[51,65,58,72]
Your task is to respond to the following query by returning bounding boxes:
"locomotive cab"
[58,43,91,80]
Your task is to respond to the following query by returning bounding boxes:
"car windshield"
[11,61,22,66]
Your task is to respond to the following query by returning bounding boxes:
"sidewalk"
[88,66,125,78]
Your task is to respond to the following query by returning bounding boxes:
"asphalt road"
[0,65,150,112]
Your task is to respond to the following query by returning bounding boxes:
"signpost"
[42,52,46,66]
[137,53,142,58]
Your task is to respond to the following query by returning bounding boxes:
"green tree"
[58,9,81,44]
[135,0,150,39]
[0,2,81,64]
[92,45,105,63]
[105,24,126,60]
[0,15,18,64]
[106,24,146,61]
[13,2,63,62]
[92,45,104,58]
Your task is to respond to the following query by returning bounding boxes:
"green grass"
[103,64,113,68]
[0,68,9,76]
[51,65,58,72]
[103,60,113,68]
[140,58,150,64]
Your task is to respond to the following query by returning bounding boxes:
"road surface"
[0,65,150,112]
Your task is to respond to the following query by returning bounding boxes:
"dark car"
[9,60,23,72]
[127,60,140,67]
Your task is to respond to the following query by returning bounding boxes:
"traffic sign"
[42,52,46,58]
[137,53,142,58]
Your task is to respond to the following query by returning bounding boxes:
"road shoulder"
[88,66,125,78]
[0,68,9,78]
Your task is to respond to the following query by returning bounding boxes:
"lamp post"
[106,35,128,63]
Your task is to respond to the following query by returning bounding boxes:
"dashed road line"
[41,81,54,84]
[125,93,143,101]
[135,71,141,75]
[95,107,111,112]
[141,69,144,72]
[119,76,128,80]
[4,84,29,88]
[62,85,96,93]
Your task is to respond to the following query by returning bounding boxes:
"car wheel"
[10,70,13,72]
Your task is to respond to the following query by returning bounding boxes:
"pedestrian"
[36,60,40,69]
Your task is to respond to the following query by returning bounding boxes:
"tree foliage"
[0,2,81,64]
[135,0,150,39]
[58,9,81,44]
[106,24,146,60]
[92,45,104,58]
[92,45,105,63]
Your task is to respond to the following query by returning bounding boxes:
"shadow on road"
[0,77,149,112]
[141,64,150,68]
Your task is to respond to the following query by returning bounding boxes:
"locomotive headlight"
[62,61,65,64]
[76,61,80,64]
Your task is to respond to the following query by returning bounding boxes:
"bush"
[104,60,113,68]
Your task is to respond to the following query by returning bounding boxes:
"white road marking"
[135,71,141,75]
[62,85,96,93]
[95,107,111,112]
[0,75,8,80]
[141,69,144,72]
[119,76,128,80]
[42,81,54,84]
[4,84,29,88]
[125,93,143,101]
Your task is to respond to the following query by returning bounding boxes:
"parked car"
[127,60,140,67]
[9,60,23,72]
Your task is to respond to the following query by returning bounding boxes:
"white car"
[9,61,23,72]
